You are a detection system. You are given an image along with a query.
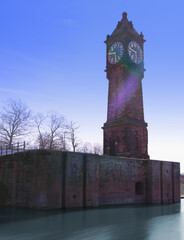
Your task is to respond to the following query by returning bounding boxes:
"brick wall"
[0,150,180,209]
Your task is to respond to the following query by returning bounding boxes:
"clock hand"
[129,48,137,54]
[108,52,117,55]
[135,53,137,62]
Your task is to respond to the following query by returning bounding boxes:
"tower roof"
[106,12,144,42]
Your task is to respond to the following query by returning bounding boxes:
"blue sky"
[0,0,184,171]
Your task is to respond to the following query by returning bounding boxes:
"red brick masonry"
[0,150,180,209]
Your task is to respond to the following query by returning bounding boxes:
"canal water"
[0,200,183,240]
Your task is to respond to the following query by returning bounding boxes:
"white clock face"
[128,41,143,64]
[108,42,124,64]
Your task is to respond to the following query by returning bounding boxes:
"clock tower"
[103,12,149,159]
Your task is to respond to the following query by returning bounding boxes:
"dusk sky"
[0,1,184,171]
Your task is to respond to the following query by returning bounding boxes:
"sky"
[0,0,184,171]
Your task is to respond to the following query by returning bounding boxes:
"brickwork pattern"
[0,150,180,209]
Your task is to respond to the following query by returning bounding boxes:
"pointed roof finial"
[122,12,128,22]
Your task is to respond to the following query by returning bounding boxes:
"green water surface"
[0,200,183,240]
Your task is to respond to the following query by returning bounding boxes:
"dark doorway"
[135,181,144,195]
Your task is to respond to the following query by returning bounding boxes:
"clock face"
[108,42,124,64]
[128,41,143,64]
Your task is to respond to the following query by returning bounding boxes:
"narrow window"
[135,131,139,151]
[115,76,118,118]
[135,136,138,151]
[110,139,118,156]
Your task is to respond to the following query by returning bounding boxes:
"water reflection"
[0,200,182,240]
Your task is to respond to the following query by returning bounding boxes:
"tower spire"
[122,12,128,22]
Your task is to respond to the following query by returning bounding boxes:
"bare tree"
[80,142,93,153]
[0,99,31,147]
[93,143,103,155]
[35,112,66,149]
[67,121,81,152]
[34,113,47,149]
[80,142,103,155]
[48,112,66,149]
[58,131,70,151]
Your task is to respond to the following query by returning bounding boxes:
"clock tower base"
[103,118,149,159]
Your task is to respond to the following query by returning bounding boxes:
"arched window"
[135,181,144,195]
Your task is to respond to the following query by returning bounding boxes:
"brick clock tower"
[103,12,149,159]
